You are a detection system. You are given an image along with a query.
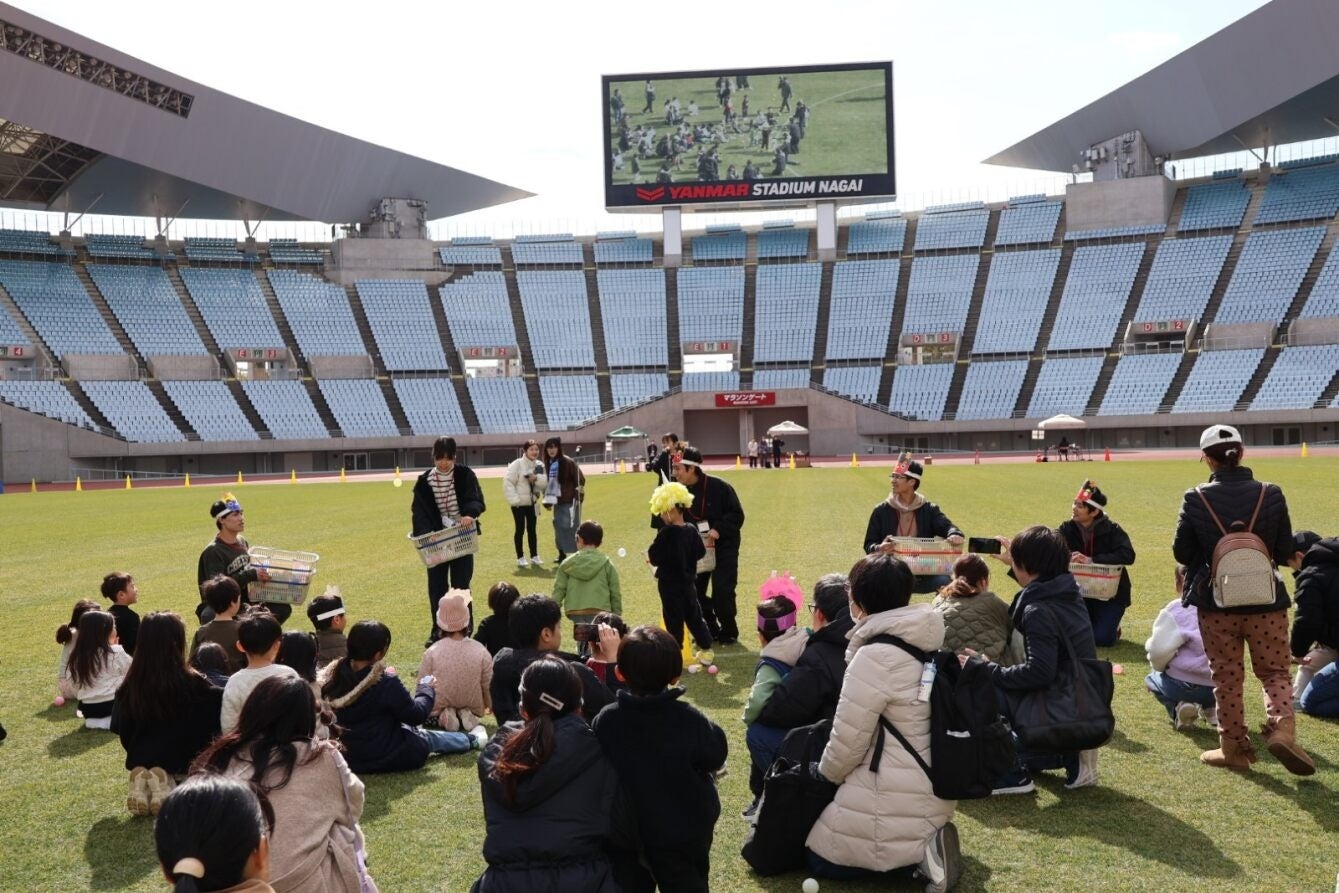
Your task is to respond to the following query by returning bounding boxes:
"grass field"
[2,458,1336,892]
[608,69,888,185]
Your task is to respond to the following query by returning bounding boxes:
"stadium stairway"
[0,281,52,367]
[452,376,481,432]
[740,262,757,380]
[877,257,912,407]
[1160,351,1200,411]
[1319,367,1339,409]
[1285,224,1339,321]
[836,223,849,258]
[944,359,970,420]
[1015,242,1077,404]
[498,258,549,430]
[809,261,835,370]
[982,208,1002,254]
[1237,345,1281,410]
[168,267,222,357]
[665,267,682,390]
[1082,353,1122,415]
[1011,357,1044,418]
[376,378,411,434]
[425,274,463,371]
[343,282,387,375]
[582,265,614,413]
[77,264,142,372]
[301,378,339,437]
[1164,186,1190,238]
[146,379,197,439]
[1121,237,1159,329]
[1241,176,1268,227]
[225,380,270,438]
[1199,233,1247,329]
[956,246,996,358]
[256,271,306,375]
[68,380,116,433]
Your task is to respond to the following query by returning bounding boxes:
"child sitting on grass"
[593,626,728,893]
[305,587,349,669]
[1145,565,1217,730]
[419,590,493,737]
[191,575,247,674]
[742,594,808,807]
[190,642,232,688]
[932,554,1011,662]
[68,610,132,730]
[646,482,713,653]
[220,612,298,734]
[101,572,141,657]
[474,581,521,657]
[55,598,99,704]
[553,520,623,654]
[585,611,630,696]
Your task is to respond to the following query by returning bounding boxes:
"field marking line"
[807,80,886,110]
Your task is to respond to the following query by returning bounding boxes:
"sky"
[7,0,1286,239]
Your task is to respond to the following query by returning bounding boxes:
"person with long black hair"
[154,774,276,893]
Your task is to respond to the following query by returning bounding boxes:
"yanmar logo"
[635,186,665,202]
[668,184,750,201]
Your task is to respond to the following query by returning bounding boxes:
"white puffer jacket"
[502,456,546,508]
[805,603,955,872]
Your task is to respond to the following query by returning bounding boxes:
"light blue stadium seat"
[180,268,285,351]
[516,271,596,369]
[86,234,157,261]
[1255,166,1339,224]
[539,375,601,428]
[440,243,504,266]
[81,380,185,442]
[822,365,882,403]
[902,255,978,337]
[1098,353,1182,415]
[756,228,810,259]
[1249,345,1339,410]
[0,260,124,358]
[1171,348,1265,413]
[846,219,907,256]
[89,265,207,357]
[1047,243,1145,351]
[598,269,667,367]
[317,379,399,437]
[161,380,258,441]
[1026,356,1105,418]
[690,232,746,262]
[995,201,1061,246]
[955,359,1028,420]
[393,378,468,435]
[1300,239,1339,319]
[888,363,954,420]
[972,249,1060,354]
[1215,227,1323,324]
[1179,181,1250,231]
[0,380,94,427]
[611,373,669,409]
[826,259,898,361]
[355,279,450,372]
[914,206,989,252]
[440,272,517,361]
[467,377,535,433]
[681,370,740,392]
[270,270,366,358]
[1132,235,1232,322]
[752,368,811,390]
[593,238,653,264]
[679,267,744,344]
[240,380,328,439]
[754,263,820,363]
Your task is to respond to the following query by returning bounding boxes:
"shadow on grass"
[744,852,993,892]
[361,759,458,822]
[34,702,79,723]
[85,815,158,890]
[961,780,1242,878]
[1102,727,1151,754]
[1239,770,1339,831]
[47,726,117,758]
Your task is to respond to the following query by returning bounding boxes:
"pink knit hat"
[436,589,472,633]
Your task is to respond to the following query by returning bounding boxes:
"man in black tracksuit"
[674,447,746,644]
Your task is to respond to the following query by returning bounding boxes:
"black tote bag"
[741,719,836,876]
[1005,609,1115,753]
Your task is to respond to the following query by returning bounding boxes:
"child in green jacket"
[553,521,622,653]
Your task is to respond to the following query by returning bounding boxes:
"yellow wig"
[649,481,693,516]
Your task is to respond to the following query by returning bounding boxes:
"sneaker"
[1174,702,1200,731]
[468,725,490,749]
[517,557,529,569]
[991,768,1035,795]
[126,767,151,817]
[1064,749,1100,790]
[741,796,760,821]
[1200,704,1219,729]
[915,821,963,893]
[529,555,544,566]
[146,767,175,816]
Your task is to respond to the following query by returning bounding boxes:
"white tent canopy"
[767,420,809,436]
[1037,414,1087,431]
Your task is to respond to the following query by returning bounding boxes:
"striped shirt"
[429,468,460,523]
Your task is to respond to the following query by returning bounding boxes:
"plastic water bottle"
[916,659,938,703]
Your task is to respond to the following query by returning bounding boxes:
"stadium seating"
[826,259,898,361]
[752,368,811,390]
[690,231,746,262]
[846,219,907,256]
[754,263,821,363]
[184,237,250,264]
[269,270,366,358]
[1297,239,1339,318]
[1047,242,1145,351]
[539,375,601,428]
[0,302,30,349]
[597,269,667,367]
[516,271,596,368]
[1132,235,1232,321]
[593,238,653,264]
[1026,356,1105,418]
[1178,181,1250,232]
[355,279,450,372]
[267,239,323,265]
[393,378,468,435]
[913,207,989,252]
[994,201,1062,247]
[511,236,582,265]
[440,243,504,266]
[678,266,744,344]
[610,373,669,410]
[1064,224,1165,241]
[972,249,1060,354]
[1098,353,1182,416]
[955,359,1028,420]
[0,228,61,257]
[1171,348,1265,413]
[1249,344,1339,410]
[756,228,810,259]
[81,380,185,442]
[466,376,535,433]
[440,271,517,353]
[0,380,95,427]
[86,234,157,260]
[1214,227,1324,324]
[822,365,882,403]
[179,268,286,351]
[901,255,978,336]
[161,380,259,441]
[88,265,208,357]
[318,379,399,437]
[240,380,329,439]
[681,370,740,392]
[887,363,954,420]
[0,260,124,357]
[1254,166,1339,224]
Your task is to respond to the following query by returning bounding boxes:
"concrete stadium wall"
[1064,175,1175,231]
[147,355,219,380]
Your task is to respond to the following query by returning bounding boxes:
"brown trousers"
[1198,608,1293,742]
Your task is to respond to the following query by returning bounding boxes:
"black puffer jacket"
[490,648,613,726]
[754,610,855,729]
[1291,538,1339,657]
[864,500,962,553]
[473,714,631,893]
[411,464,486,537]
[319,660,432,774]
[682,472,746,548]
[1173,466,1292,614]
[1057,514,1136,607]
[990,573,1096,692]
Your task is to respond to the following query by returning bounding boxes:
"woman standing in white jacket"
[503,440,547,568]
[806,553,962,893]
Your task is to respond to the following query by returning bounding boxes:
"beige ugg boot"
[1200,734,1256,770]
[1260,717,1316,776]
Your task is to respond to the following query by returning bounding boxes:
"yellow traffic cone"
[1301,442,1309,458]
[340,467,347,482]
[30,479,36,493]
[850,452,859,468]
[681,629,696,665]
[788,453,796,470]
[291,469,297,484]
[237,471,244,485]
[618,458,626,474]
[125,474,132,490]
[75,476,82,492]
[735,455,742,469]
[395,466,402,481]
[183,472,190,488]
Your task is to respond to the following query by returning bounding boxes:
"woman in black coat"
[1057,481,1135,646]
[1172,424,1313,775]
[412,436,485,645]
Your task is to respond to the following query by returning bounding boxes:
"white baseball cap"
[1199,425,1242,451]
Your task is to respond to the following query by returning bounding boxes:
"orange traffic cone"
[1104,447,1111,462]
[974,450,980,465]
[1035,449,1043,463]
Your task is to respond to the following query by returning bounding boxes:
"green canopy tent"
[607,425,649,463]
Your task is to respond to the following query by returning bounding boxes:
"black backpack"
[867,634,1016,800]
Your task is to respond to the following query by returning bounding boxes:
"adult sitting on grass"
[864,460,965,594]
[154,774,276,893]
[1285,530,1339,709]
[196,675,374,893]
[489,595,614,725]
[931,554,1011,662]
[805,553,961,893]
[319,620,479,773]
[1058,480,1136,646]
[974,526,1099,793]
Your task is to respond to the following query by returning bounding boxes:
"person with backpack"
[1173,424,1314,775]
[804,553,961,893]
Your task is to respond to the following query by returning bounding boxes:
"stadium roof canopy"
[0,3,531,222]
[985,0,1339,172]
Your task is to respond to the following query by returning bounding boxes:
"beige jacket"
[222,740,369,893]
[806,603,956,872]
